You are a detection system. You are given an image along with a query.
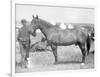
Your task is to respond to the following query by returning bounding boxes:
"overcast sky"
[16,4,94,24]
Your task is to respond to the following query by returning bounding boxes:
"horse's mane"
[38,18,54,28]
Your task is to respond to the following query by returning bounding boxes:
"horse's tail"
[86,34,91,56]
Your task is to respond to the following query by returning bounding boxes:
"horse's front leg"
[51,44,58,64]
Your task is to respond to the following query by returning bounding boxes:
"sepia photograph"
[14,3,95,73]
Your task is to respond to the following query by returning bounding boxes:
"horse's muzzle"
[32,32,36,36]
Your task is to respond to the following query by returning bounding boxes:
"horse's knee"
[80,47,86,63]
[82,50,86,56]
[51,46,58,63]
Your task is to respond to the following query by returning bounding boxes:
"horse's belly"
[48,31,77,45]
[51,37,76,46]
[58,40,76,46]
[61,35,76,42]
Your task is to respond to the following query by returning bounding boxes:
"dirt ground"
[15,33,94,73]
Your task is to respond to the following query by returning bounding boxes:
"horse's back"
[46,27,76,44]
[48,26,88,44]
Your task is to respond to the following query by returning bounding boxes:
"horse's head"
[31,15,40,36]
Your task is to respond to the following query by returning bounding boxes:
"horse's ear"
[36,15,38,19]
[32,15,34,18]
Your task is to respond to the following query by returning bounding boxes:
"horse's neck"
[39,24,49,37]
[39,19,53,36]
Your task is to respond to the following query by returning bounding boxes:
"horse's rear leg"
[78,44,86,64]
[51,44,58,64]
[81,48,86,63]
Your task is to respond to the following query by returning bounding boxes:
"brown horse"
[17,19,36,67]
[31,15,91,64]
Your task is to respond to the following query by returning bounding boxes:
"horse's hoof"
[81,63,85,66]
[91,51,94,54]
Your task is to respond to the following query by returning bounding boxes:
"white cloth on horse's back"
[67,24,74,29]
[80,27,87,31]
[59,23,66,29]
[49,21,56,26]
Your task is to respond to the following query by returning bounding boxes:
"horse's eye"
[33,21,36,24]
